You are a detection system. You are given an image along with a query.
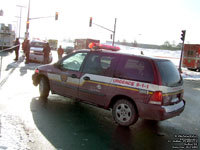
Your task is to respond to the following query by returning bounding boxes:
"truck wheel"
[39,77,50,99]
[188,68,197,71]
[112,99,138,127]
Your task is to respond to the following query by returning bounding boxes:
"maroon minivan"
[32,49,185,126]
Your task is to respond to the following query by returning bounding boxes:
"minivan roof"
[76,49,169,62]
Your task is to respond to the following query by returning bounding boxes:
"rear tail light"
[149,91,163,105]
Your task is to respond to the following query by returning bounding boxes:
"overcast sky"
[1,0,200,45]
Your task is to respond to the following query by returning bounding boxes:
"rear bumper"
[162,101,184,113]
[137,100,186,121]
[29,53,52,64]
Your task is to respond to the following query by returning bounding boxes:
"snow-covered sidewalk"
[0,113,30,150]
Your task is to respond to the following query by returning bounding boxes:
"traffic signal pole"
[178,30,186,73]
[25,0,58,39]
[89,18,117,46]
[113,18,117,46]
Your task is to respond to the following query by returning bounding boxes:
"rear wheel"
[112,99,138,127]
[39,77,50,99]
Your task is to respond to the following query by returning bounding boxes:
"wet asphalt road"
[0,51,199,150]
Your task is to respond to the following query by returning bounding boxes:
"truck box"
[74,39,100,50]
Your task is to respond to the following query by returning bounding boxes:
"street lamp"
[25,0,30,39]
[16,5,26,39]
[12,21,18,36]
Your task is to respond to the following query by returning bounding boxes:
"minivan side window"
[83,53,118,76]
[60,52,87,71]
[115,56,154,83]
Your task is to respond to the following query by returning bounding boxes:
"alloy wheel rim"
[116,103,132,123]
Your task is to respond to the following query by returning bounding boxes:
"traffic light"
[181,30,186,42]
[89,17,92,27]
[26,21,30,29]
[55,12,58,20]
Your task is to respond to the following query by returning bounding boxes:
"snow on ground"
[0,45,200,150]
[0,113,30,150]
[117,45,200,80]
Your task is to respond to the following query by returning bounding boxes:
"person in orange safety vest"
[57,45,64,60]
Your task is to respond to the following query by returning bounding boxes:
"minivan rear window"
[156,60,182,87]
[30,42,45,48]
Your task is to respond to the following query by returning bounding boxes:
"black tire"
[112,99,138,127]
[39,77,50,99]
[188,68,197,71]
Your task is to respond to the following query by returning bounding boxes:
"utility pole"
[25,0,30,39]
[16,5,26,39]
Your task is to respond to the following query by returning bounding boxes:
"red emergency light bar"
[88,42,120,51]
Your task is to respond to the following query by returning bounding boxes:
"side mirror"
[54,62,64,70]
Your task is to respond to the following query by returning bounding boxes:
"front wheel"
[39,77,50,99]
[112,99,138,127]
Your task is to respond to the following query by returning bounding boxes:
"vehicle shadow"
[30,96,177,150]
[19,62,41,76]
[5,56,42,76]
[0,56,24,87]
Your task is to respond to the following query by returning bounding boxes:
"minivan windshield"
[156,60,182,87]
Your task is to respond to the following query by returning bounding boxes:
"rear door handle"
[83,76,90,80]
[71,74,77,78]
